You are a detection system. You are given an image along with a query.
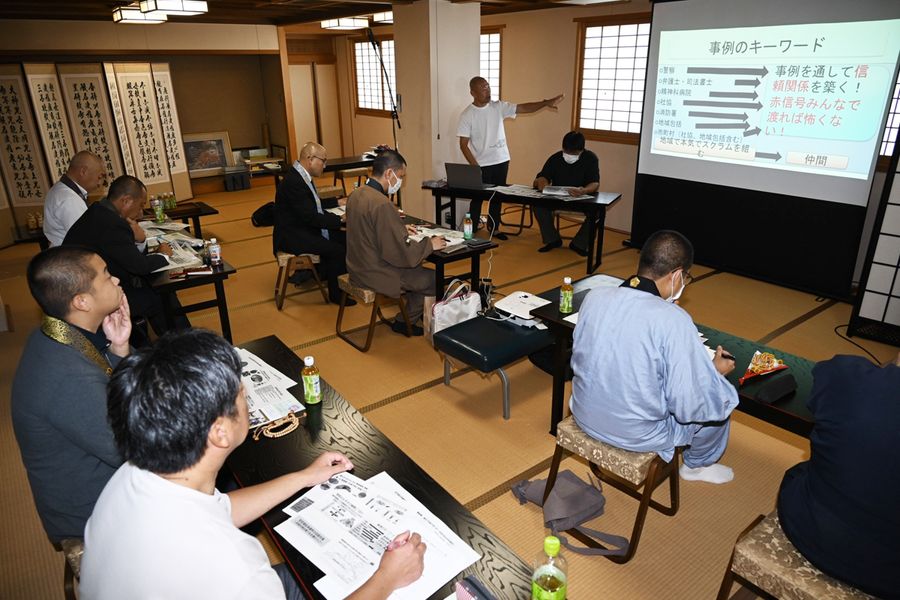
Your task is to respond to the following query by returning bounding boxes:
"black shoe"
[493,232,508,241]
[288,270,313,285]
[390,320,424,336]
[331,294,357,307]
[569,242,589,257]
[538,240,562,253]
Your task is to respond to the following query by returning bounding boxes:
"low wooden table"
[227,336,532,600]
[143,201,219,238]
[149,260,237,342]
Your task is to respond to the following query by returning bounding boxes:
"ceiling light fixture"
[372,11,393,24]
[321,17,368,30]
[113,3,167,23]
[139,0,208,16]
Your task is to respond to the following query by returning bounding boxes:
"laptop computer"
[445,163,494,190]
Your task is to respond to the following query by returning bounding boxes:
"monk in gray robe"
[345,150,446,335]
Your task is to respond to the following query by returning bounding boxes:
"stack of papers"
[488,183,591,200]
[408,225,466,249]
[494,291,551,320]
[276,471,479,599]
[699,331,717,360]
[236,348,304,427]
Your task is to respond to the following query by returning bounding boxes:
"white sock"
[679,463,734,484]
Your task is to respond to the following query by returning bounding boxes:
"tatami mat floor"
[1,183,896,599]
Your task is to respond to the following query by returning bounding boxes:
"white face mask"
[562,152,580,165]
[666,271,686,303]
[387,172,403,195]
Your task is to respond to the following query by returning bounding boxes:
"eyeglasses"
[311,155,327,164]
[682,270,694,285]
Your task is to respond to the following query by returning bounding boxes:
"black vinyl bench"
[433,315,555,419]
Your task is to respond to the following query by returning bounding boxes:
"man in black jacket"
[64,175,189,336]
[274,142,354,305]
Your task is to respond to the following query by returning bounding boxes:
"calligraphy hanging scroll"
[0,65,51,216]
[23,64,75,182]
[57,63,125,190]
[110,64,170,187]
[103,63,136,177]
[151,63,191,200]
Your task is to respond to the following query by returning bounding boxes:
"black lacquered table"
[143,201,219,238]
[404,215,499,296]
[227,336,532,600]
[150,260,236,342]
[530,275,815,437]
[426,185,620,274]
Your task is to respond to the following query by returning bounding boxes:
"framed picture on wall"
[183,131,234,178]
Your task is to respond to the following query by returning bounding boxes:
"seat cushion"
[275,251,320,267]
[337,167,370,178]
[433,316,554,373]
[60,538,84,579]
[338,273,376,304]
[556,416,658,486]
[732,512,874,600]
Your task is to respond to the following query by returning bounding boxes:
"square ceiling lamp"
[139,0,208,16]
[372,12,393,24]
[113,3,167,23]
[321,17,368,30]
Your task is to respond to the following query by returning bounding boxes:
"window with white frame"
[880,72,900,158]
[480,31,501,101]
[576,18,650,141]
[354,38,396,113]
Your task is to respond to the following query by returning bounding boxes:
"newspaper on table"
[276,471,479,600]
[139,220,190,232]
[488,183,591,200]
[407,225,466,249]
[235,347,304,427]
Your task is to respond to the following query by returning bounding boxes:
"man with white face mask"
[570,230,739,484]
[345,150,446,335]
[532,131,600,255]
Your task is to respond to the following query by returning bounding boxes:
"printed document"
[235,348,304,427]
[275,471,479,599]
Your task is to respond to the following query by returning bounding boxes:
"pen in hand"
[386,531,411,551]
[721,352,736,361]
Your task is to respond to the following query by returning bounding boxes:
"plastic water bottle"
[532,536,567,600]
[559,277,574,314]
[151,195,164,223]
[301,356,321,404]
[208,238,222,266]
[463,212,473,240]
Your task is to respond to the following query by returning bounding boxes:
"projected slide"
[651,20,900,180]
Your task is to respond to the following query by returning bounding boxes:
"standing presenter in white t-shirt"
[457,76,563,240]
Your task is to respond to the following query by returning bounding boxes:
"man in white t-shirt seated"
[80,329,426,600]
[457,76,563,239]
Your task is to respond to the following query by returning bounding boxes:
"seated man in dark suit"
[64,175,189,338]
[532,131,600,256]
[12,246,129,543]
[274,142,354,305]
[777,353,900,598]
